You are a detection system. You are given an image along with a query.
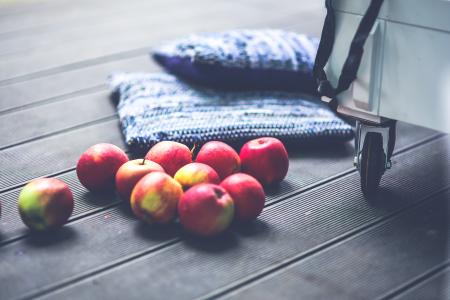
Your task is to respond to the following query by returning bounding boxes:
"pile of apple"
[15,138,289,236]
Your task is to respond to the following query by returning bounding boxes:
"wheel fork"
[354,120,392,172]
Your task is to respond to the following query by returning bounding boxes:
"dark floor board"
[0,119,124,192]
[0,0,178,35]
[0,56,155,114]
[0,0,213,57]
[0,0,222,81]
[0,2,323,83]
[224,190,450,300]
[28,136,449,300]
[0,90,116,149]
[0,0,72,18]
[394,267,450,300]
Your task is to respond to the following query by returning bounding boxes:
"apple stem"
[141,157,146,165]
[190,143,197,155]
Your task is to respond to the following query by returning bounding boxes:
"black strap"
[313,0,385,112]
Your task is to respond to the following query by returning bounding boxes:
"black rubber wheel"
[360,132,386,196]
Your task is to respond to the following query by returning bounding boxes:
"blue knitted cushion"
[110,73,354,154]
[152,29,319,93]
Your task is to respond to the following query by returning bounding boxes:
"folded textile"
[110,73,354,154]
[152,29,319,92]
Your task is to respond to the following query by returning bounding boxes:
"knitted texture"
[152,29,319,92]
[110,73,353,154]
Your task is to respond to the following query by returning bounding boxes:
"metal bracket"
[354,120,392,171]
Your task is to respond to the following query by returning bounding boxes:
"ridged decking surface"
[0,1,448,299]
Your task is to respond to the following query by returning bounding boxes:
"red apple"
[220,173,265,222]
[195,141,240,180]
[239,137,288,185]
[131,172,183,224]
[178,183,234,236]
[145,141,192,177]
[18,178,74,230]
[115,159,165,202]
[174,162,220,190]
[76,143,128,192]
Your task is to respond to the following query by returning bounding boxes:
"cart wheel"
[360,132,386,196]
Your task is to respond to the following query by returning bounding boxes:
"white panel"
[333,0,450,33]
[380,22,450,133]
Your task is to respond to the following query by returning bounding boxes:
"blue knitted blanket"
[110,73,354,154]
[153,29,319,92]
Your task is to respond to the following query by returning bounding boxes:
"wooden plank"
[224,190,450,300]
[0,56,154,114]
[0,0,70,18]
[1,135,447,300]
[0,2,324,83]
[0,119,124,192]
[393,267,450,300]
[0,0,207,49]
[0,90,116,149]
[0,0,178,35]
[0,0,225,82]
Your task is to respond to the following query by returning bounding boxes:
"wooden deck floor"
[0,0,449,299]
